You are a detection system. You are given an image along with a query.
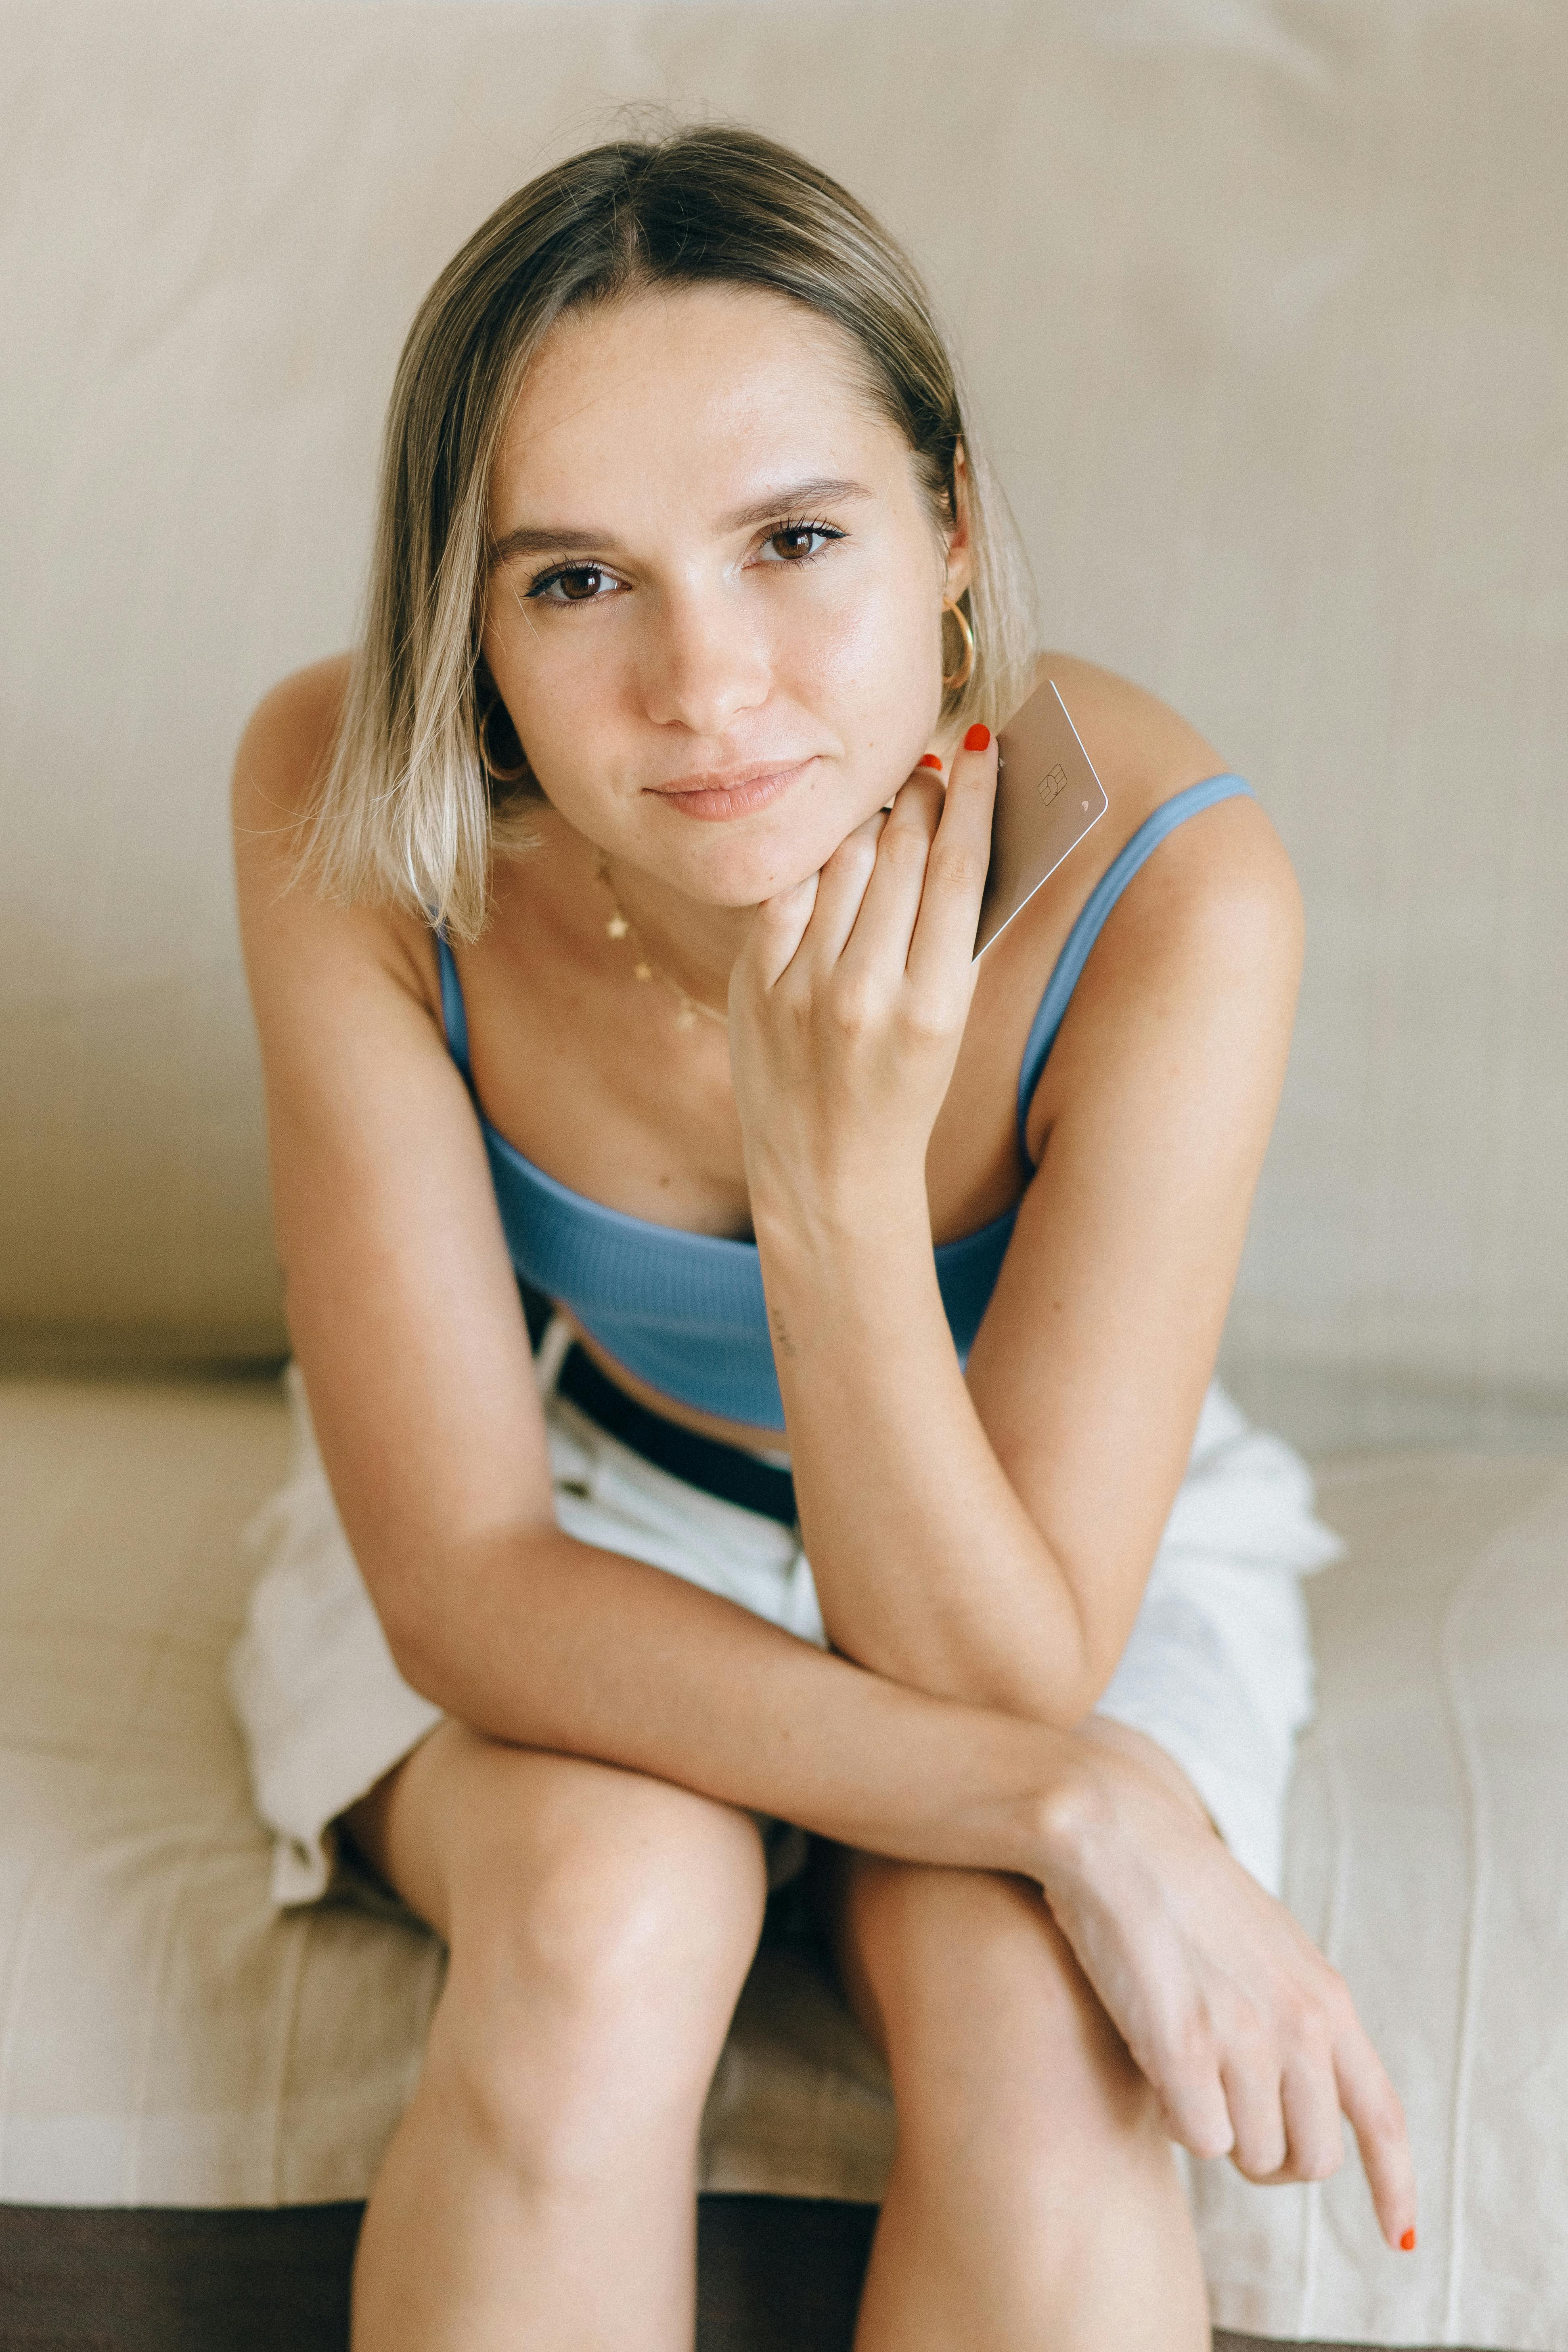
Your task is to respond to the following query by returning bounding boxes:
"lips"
[645,759,813,821]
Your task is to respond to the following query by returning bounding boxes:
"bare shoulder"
[231,652,352,863]
[1014,655,1303,1152]
[1030,648,1302,949]
[230,653,433,1008]
[1026,650,1223,807]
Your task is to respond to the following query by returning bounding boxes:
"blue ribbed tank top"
[439,776,1250,1429]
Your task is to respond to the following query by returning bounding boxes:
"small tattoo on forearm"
[770,1309,798,1359]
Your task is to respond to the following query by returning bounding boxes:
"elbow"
[1061,1620,1135,1730]
[360,1551,469,1715]
[904,1577,1105,1728]
[1012,1606,1115,1734]
[1052,1616,1153,1733]
[378,1593,455,1712]
[1028,1550,1144,1729]
[1030,1667,1104,1736]
[984,1630,1103,1734]
[368,1520,558,1721]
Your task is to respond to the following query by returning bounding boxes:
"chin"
[678,805,871,908]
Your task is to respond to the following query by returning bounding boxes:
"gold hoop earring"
[940,595,975,693]
[477,695,531,788]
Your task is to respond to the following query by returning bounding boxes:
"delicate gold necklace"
[595,857,730,1032]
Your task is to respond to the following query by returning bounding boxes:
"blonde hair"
[308,126,1038,941]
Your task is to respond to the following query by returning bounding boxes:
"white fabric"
[5,1376,1568,2346]
[1098,1383,1340,1898]
[229,1359,1329,1905]
[2,0,1567,1437]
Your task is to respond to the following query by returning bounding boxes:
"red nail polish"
[1399,2227,1416,2252]
[963,723,991,752]
[918,753,943,770]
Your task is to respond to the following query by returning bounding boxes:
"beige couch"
[4,4,1566,2345]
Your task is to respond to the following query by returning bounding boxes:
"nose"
[638,584,771,739]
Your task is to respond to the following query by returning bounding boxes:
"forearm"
[758,1196,1096,1722]
[388,1520,1077,1878]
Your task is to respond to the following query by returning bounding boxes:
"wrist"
[747,1185,931,1298]
[752,1202,946,1380]
[747,1167,933,1263]
[1023,1729,1115,1890]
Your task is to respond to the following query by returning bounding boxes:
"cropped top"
[438,774,1251,1430]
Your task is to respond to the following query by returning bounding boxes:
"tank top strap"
[433,930,473,1085]
[1014,773,1254,1164]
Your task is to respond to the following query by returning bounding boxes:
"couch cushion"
[0,1379,436,2205]
[1189,1449,1568,2349]
[3,1377,1566,2344]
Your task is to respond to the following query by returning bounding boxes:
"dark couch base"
[0,2197,1477,2350]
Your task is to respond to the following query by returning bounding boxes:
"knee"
[846,1862,1145,2125]
[849,1858,1072,2026]
[435,1779,765,2178]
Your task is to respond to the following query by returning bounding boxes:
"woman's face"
[481,283,969,907]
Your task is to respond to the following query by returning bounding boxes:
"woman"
[229,127,1414,2349]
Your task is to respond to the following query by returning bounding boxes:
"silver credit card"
[973,679,1108,959]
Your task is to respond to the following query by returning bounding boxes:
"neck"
[602,857,753,1007]
[542,814,753,1017]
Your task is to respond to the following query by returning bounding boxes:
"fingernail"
[1399,2227,1416,2252]
[963,723,991,752]
[918,753,943,770]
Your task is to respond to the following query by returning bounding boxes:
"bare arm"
[234,664,1080,1882]
[724,685,1413,2252]
[733,681,1301,1722]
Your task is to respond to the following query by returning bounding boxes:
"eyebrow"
[487,476,873,568]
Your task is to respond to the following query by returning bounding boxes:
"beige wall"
[3,1,1564,1431]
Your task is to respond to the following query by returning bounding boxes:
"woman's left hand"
[728,725,998,1236]
[1034,1728,1418,2252]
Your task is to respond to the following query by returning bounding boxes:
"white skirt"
[226,1337,1340,1909]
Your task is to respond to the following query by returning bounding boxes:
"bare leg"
[829,1728,1215,2350]
[342,1721,767,2352]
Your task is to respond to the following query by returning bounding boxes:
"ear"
[940,440,976,604]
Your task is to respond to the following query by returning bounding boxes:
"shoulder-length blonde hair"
[307,126,1038,942]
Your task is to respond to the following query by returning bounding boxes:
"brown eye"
[758,522,843,567]
[554,566,605,601]
[528,563,616,605]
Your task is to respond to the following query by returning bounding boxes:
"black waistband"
[554,1342,798,1529]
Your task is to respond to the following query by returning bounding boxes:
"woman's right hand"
[727,733,996,1242]
[1031,1727,1418,2254]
